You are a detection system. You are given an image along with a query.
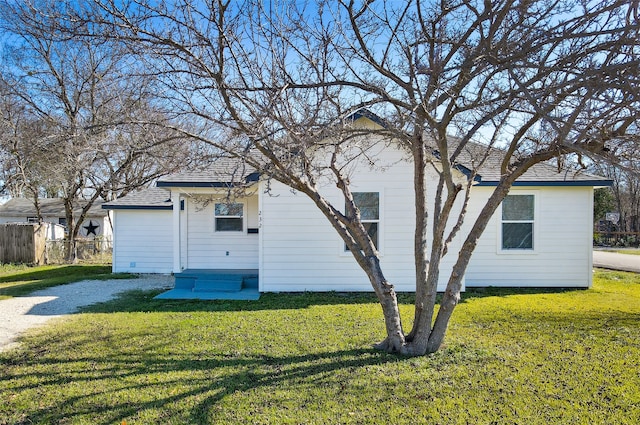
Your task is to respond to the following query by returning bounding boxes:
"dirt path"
[0,275,172,353]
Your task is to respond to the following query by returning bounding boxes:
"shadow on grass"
[3,305,638,424]
[2,346,398,425]
[0,265,110,283]
[82,290,386,314]
[81,285,583,315]
[0,265,135,298]
[460,286,583,300]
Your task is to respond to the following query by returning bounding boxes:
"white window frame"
[214,202,245,233]
[341,190,383,256]
[498,191,538,254]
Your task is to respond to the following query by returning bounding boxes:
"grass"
[595,248,640,255]
[0,264,134,300]
[0,270,639,424]
[615,249,640,255]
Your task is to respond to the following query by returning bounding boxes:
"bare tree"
[69,0,640,354]
[595,164,640,234]
[0,1,201,261]
[0,77,53,220]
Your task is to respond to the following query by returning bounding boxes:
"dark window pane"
[363,222,378,248]
[345,192,380,252]
[502,223,533,249]
[216,217,243,231]
[215,203,243,217]
[346,222,378,251]
[353,192,379,220]
[502,195,534,221]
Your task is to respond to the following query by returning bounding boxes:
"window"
[215,202,243,232]
[501,194,534,250]
[346,192,379,250]
[27,217,39,223]
[59,217,69,235]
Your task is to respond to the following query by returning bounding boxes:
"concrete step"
[155,288,261,301]
[174,275,196,290]
[193,278,243,292]
[243,276,258,289]
[174,270,258,293]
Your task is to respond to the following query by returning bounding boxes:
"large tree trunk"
[405,136,434,353]
[64,201,78,263]
[297,182,409,352]
[365,256,406,353]
[426,178,519,352]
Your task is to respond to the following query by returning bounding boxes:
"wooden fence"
[0,223,47,265]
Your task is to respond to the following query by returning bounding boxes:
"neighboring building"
[0,198,112,240]
[104,114,610,294]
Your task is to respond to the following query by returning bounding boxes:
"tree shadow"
[459,286,584,303]
[0,265,111,284]
[0,265,134,298]
[4,304,638,424]
[80,286,585,315]
[80,289,389,314]
[2,345,398,425]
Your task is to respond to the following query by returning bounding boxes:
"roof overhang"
[156,172,260,189]
[157,181,242,188]
[475,179,613,187]
[102,205,172,210]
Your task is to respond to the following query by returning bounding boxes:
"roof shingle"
[102,188,172,210]
[0,198,108,217]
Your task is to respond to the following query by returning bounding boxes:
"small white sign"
[605,212,620,224]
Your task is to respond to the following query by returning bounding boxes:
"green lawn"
[0,264,133,300]
[1,270,639,424]
[615,249,640,255]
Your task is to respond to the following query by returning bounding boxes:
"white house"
[0,198,113,241]
[103,115,609,298]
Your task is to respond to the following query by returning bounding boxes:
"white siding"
[0,216,29,223]
[112,210,173,273]
[108,153,594,289]
[465,186,593,287]
[44,223,66,240]
[259,146,463,292]
[0,215,111,240]
[100,214,113,240]
[184,194,259,269]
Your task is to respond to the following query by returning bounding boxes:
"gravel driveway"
[0,275,173,353]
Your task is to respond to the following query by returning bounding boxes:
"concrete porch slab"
[154,287,260,301]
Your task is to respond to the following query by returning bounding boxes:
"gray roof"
[104,133,610,210]
[344,110,608,184]
[0,198,108,217]
[156,158,258,188]
[452,142,610,186]
[103,158,259,210]
[102,187,172,210]
[155,147,608,188]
